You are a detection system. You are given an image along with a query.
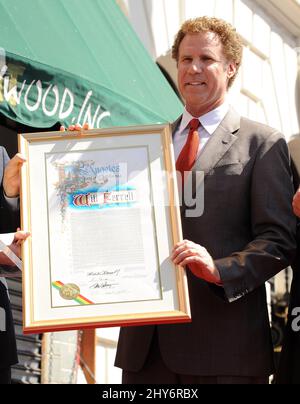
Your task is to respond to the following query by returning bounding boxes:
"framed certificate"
[20,124,191,334]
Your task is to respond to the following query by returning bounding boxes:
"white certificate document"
[46,147,161,307]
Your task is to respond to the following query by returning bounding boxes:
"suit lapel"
[193,106,241,177]
[171,116,182,136]
[171,108,241,214]
[183,107,241,211]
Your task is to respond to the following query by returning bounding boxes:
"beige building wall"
[94,0,300,384]
[122,0,300,141]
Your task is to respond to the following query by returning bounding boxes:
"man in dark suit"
[115,17,297,384]
[0,148,27,384]
[276,163,300,384]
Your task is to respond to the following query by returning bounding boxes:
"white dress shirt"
[173,101,230,161]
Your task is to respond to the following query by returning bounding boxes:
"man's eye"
[182,57,192,62]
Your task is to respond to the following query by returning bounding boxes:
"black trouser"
[123,331,269,385]
[0,367,11,384]
[0,282,18,377]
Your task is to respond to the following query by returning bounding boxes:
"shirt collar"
[178,100,230,136]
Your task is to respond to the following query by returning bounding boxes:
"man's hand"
[171,240,222,285]
[293,187,300,218]
[3,153,26,198]
[60,123,90,132]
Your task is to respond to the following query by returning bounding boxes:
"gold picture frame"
[20,124,191,334]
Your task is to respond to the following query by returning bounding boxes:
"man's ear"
[227,62,237,80]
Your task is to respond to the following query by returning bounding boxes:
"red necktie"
[176,118,200,178]
[176,119,201,280]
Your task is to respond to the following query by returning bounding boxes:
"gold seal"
[60,283,80,300]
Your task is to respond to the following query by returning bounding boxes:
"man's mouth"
[186,82,206,87]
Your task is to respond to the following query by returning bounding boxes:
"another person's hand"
[293,187,300,218]
[60,123,90,132]
[9,230,30,259]
[171,240,222,285]
[0,230,30,266]
[3,153,26,198]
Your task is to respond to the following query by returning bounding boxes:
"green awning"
[0,0,182,128]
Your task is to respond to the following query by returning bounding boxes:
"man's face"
[177,32,236,117]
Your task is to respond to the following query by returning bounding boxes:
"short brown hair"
[172,17,243,87]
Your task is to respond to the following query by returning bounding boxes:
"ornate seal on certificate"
[59,283,80,300]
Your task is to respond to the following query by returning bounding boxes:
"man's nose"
[188,59,203,73]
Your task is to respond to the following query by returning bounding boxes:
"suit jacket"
[0,146,18,370]
[115,107,297,377]
[276,160,300,384]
